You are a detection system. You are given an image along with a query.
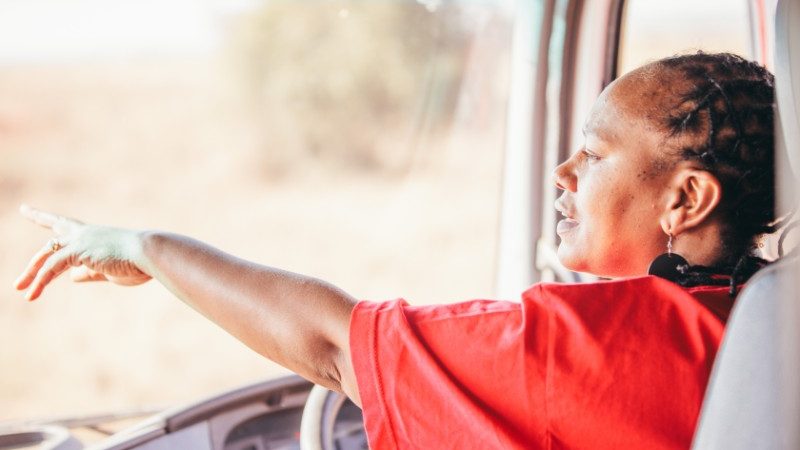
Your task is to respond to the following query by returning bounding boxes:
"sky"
[0,0,751,65]
[0,0,259,64]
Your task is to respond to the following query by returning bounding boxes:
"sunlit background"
[0,0,752,431]
[0,0,514,425]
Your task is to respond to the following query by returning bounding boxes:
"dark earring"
[648,233,689,282]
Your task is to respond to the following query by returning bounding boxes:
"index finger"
[19,204,77,234]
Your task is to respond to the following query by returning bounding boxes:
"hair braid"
[654,52,782,296]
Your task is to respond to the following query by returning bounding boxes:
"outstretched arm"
[14,205,361,405]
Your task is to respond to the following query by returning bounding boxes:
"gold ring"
[49,238,63,253]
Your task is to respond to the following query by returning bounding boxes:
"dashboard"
[0,376,366,450]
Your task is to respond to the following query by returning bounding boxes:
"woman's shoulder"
[522,275,735,323]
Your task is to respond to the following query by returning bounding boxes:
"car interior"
[0,0,796,449]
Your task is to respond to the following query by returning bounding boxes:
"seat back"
[691,259,800,449]
[691,0,800,448]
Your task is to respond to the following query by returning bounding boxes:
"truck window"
[617,0,752,75]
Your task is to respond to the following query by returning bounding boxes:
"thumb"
[70,266,108,283]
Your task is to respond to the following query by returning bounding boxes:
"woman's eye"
[581,149,601,161]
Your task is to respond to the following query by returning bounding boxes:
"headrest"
[775,0,800,178]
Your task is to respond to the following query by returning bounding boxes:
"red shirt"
[349,275,734,450]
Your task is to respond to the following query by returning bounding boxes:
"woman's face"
[553,69,678,278]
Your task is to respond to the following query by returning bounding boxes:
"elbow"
[306,338,361,407]
[322,346,361,408]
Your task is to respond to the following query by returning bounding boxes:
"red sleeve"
[350,298,550,449]
[349,277,730,450]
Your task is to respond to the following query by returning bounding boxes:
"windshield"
[0,0,514,423]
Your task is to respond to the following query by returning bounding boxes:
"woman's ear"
[660,169,722,235]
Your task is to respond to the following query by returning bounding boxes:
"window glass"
[0,0,514,424]
[618,0,752,75]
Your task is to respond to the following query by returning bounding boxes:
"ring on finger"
[48,238,63,253]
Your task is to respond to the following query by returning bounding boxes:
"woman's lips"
[557,218,579,234]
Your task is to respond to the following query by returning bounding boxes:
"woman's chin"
[556,245,641,279]
[555,243,588,273]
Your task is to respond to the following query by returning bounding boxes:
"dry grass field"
[0,56,506,422]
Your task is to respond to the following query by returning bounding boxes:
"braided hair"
[649,52,787,296]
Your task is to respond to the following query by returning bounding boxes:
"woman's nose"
[553,159,577,192]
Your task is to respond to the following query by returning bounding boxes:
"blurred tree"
[229,0,472,175]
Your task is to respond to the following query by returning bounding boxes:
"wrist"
[133,229,162,277]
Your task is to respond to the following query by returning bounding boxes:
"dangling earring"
[648,233,689,282]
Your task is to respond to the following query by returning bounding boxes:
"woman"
[15,52,782,449]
